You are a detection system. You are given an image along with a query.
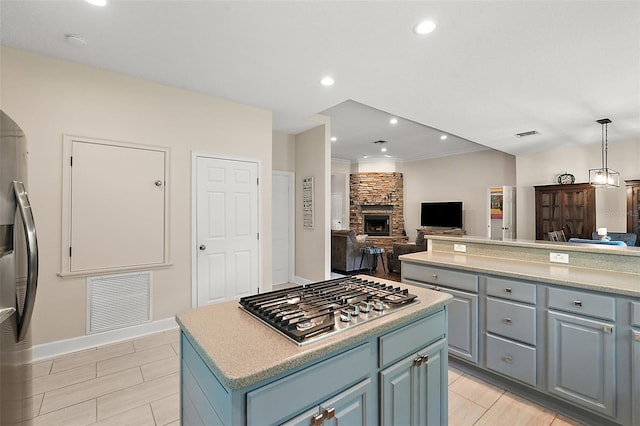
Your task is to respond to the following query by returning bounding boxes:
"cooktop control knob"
[373,300,386,311]
[360,301,371,313]
[340,311,352,322]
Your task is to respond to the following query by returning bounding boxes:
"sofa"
[590,231,638,247]
[331,230,364,273]
[387,231,427,274]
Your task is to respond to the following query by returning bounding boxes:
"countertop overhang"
[176,277,452,390]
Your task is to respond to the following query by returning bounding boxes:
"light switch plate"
[454,244,467,253]
[549,252,569,264]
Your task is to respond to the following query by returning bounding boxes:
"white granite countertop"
[176,276,452,390]
[400,251,640,298]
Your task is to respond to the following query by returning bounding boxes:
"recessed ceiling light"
[65,34,87,47]
[381,147,388,152]
[330,136,337,142]
[413,20,436,35]
[363,155,369,159]
[85,0,107,6]
[390,118,398,125]
[320,76,334,86]
[384,154,392,158]
[440,135,448,140]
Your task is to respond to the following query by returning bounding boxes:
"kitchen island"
[176,277,452,425]
[400,235,640,426]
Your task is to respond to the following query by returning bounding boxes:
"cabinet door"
[320,379,372,426]
[547,311,616,418]
[415,340,448,426]
[380,339,447,426]
[440,287,478,364]
[627,181,640,241]
[534,184,595,240]
[633,329,640,426]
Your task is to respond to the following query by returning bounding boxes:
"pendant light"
[588,118,620,188]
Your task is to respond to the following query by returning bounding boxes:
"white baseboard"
[293,275,314,285]
[33,317,178,362]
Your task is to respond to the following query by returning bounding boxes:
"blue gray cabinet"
[380,338,448,426]
[402,263,479,364]
[283,379,372,426]
[401,259,639,425]
[632,301,640,426]
[181,307,448,426]
[546,310,616,417]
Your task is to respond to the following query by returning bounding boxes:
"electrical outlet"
[549,252,569,264]
[454,244,467,253]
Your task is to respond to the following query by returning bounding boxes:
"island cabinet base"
[180,308,449,426]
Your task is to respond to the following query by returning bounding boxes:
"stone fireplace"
[349,172,405,252]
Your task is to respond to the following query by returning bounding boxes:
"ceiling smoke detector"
[515,130,540,138]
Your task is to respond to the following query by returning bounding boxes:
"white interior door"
[502,186,516,240]
[331,193,343,230]
[272,172,293,285]
[196,156,259,306]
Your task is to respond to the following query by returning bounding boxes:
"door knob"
[199,245,206,251]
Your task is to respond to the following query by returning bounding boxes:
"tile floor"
[32,329,586,426]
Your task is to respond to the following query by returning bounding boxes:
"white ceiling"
[1,1,639,162]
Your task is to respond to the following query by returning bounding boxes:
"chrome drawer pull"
[432,273,438,280]
[505,287,512,293]
[633,331,640,342]
[502,355,513,364]
[603,325,613,334]
[573,300,582,307]
[503,317,512,324]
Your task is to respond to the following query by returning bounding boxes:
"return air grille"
[87,272,152,334]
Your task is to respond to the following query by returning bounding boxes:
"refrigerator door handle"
[13,181,38,342]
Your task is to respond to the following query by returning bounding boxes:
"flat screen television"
[420,201,463,228]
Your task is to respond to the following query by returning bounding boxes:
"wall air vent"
[515,130,540,138]
[373,140,388,144]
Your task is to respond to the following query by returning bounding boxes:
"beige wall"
[516,139,640,240]
[1,47,273,345]
[272,131,295,172]
[295,124,330,281]
[402,150,517,237]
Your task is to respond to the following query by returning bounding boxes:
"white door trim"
[272,171,295,284]
[191,151,262,308]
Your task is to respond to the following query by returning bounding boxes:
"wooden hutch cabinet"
[626,180,640,245]
[535,183,595,240]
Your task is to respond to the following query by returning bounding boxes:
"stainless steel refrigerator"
[0,110,39,425]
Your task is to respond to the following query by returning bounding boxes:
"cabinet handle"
[420,355,429,365]
[432,273,438,280]
[502,355,513,364]
[432,286,440,292]
[414,355,423,366]
[154,180,163,187]
[573,300,582,307]
[504,287,512,294]
[312,413,324,426]
[324,407,335,420]
[633,330,640,342]
[603,325,613,334]
[503,317,512,324]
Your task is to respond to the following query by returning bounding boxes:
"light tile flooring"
[32,329,585,426]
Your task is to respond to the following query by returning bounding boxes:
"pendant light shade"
[588,118,620,188]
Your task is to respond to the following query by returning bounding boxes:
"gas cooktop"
[239,276,418,346]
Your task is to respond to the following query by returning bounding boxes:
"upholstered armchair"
[331,230,364,273]
[387,231,427,274]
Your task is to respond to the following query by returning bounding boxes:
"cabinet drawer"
[486,277,536,304]
[632,301,640,327]
[486,334,537,387]
[379,309,446,368]
[402,263,478,293]
[486,297,536,345]
[547,287,615,321]
[246,343,371,426]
